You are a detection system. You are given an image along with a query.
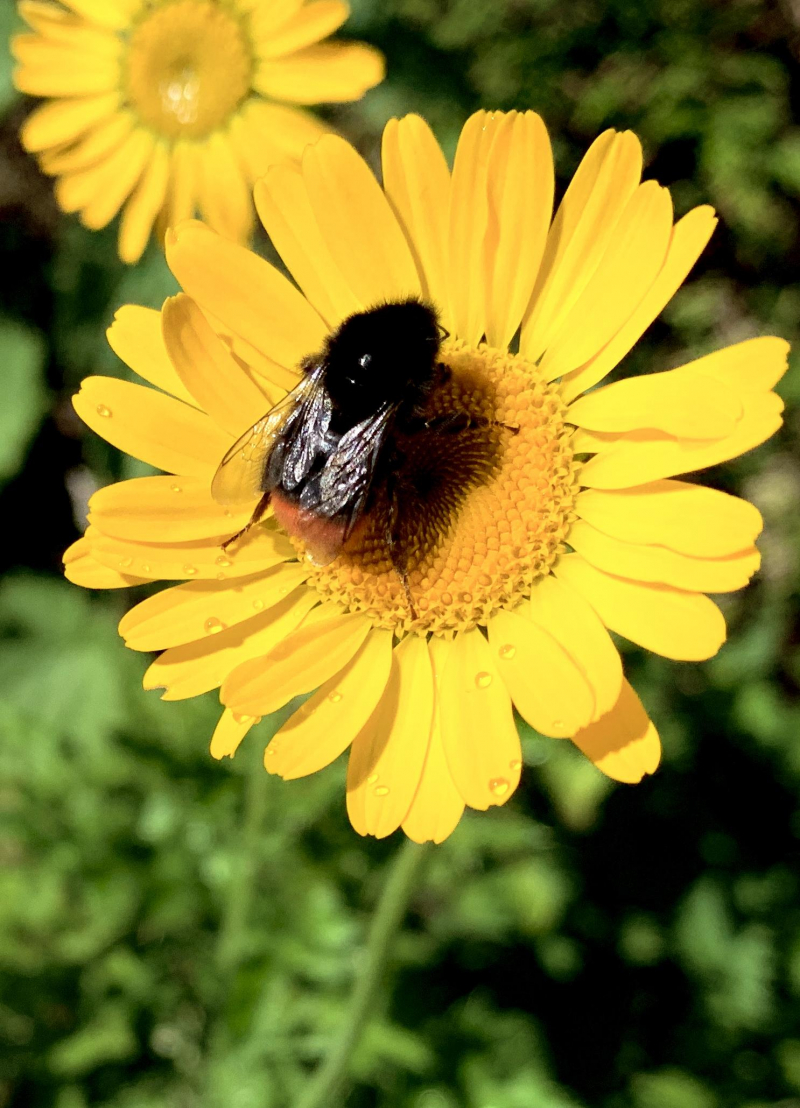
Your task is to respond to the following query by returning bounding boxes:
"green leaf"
[0,319,47,485]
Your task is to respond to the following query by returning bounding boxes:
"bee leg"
[221,491,271,552]
[422,412,519,435]
[385,488,418,621]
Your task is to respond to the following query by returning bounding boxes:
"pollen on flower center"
[297,342,581,635]
[126,0,253,140]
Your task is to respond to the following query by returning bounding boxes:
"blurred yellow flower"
[65,111,787,842]
[12,0,384,261]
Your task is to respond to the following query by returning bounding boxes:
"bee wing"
[211,367,323,508]
[296,406,394,569]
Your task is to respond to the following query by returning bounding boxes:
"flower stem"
[294,837,430,1108]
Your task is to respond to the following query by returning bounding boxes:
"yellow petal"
[210,708,256,760]
[38,109,134,176]
[161,294,270,437]
[554,553,726,661]
[265,629,393,779]
[73,376,230,477]
[63,536,148,589]
[672,336,790,396]
[484,111,554,350]
[106,306,196,406]
[381,114,452,328]
[567,363,742,439]
[521,130,642,362]
[248,0,303,40]
[255,0,349,58]
[160,140,200,234]
[60,0,140,30]
[568,519,761,593]
[559,205,718,402]
[197,130,254,244]
[575,481,763,558]
[571,679,661,783]
[446,111,500,344]
[221,612,372,716]
[439,628,522,811]
[144,589,319,701]
[234,99,328,162]
[118,139,170,264]
[21,92,119,152]
[88,526,294,582]
[88,475,251,543]
[539,181,673,380]
[526,573,622,719]
[488,608,594,737]
[119,564,309,651]
[578,391,784,489]
[302,134,422,309]
[252,41,385,105]
[346,635,434,838]
[255,165,361,329]
[13,32,121,96]
[78,128,155,230]
[401,637,465,844]
[166,220,324,391]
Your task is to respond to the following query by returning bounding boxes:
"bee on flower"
[65,111,787,842]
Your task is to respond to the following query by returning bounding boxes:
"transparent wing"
[211,367,323,508]
[311,404,394,525]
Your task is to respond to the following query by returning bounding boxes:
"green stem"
[294,837,430,1108]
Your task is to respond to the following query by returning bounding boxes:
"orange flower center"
[126,0,252,140]
[296,342,580,635]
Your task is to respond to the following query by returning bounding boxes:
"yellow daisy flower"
[12,0,384,262]
[65,111,788,843]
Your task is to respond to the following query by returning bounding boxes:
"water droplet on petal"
[170,484,182,493]
[141,563,151,573]
[509,759,522,772]
[489,777,510,797]
[232,712,251,724]
[328,691,342,703]
[119,557,133,569]
[374,785,390,797]
[183,564,197,576]
[216,573,226,580]
[498,644,516,660]
[252,599,264,611]
[552,719,564,731]
[475,671,493,689]
[224,510,233,518]
[367,773,379,785]
[96,404,111,418]
[216,555,232,568]
[204,616,226,634]
[265,745,276,756]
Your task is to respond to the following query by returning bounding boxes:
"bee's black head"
[324,298,442,421]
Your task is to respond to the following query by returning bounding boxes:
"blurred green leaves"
[0,320,46,487]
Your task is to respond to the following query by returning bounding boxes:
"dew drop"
[183,564,198,576]
[509,759,522,772]
[475,671,493,689]
[224,510,233,518]
[366,773,379,785]
[119,557,133,569]
[141,563,151,573]
[216,555,232,568]
[204,616,226,634]
[170,484,182,493]
[498,644,516,660]
[374,785,390,797]
[232,712,251,724]
[552,719,564,731]
[264,745,276,756]
[327,691,342,704]
[252,599,265,611]
[216,573,226,581]
[95,403,112,418]
[489,777,510,797]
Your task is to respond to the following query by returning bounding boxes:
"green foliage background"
[1,0,799,1104]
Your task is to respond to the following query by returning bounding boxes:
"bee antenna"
[438,324,450,340]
